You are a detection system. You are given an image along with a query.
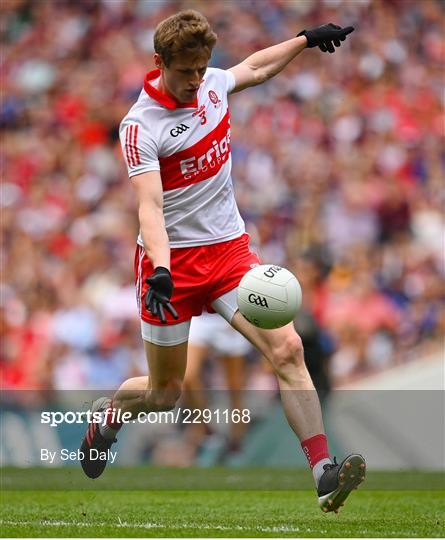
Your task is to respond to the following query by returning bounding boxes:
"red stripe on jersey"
[133,124,141,165]
[125,126,134,167]
[159,109,231,191]
[129,125,136,167]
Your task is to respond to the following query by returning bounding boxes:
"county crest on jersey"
[119,67,245,248]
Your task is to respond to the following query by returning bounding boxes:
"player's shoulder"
[119,91,161,172]
[204,66,226,78]
[203,67,236,94]
[119,90,160,140]
[204,66,232,82]
[120,90,144,125]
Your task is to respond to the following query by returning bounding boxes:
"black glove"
[298,23,354,53]
[145,267,179,324]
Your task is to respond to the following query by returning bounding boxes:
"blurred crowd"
[2,0,444,391]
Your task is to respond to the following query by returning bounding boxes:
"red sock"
[105,401,123,430]
[301,434,330,468]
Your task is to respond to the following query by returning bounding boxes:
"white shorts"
[141,287,245,347]
[188,312,251,357]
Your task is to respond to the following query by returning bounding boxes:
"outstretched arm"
[229,23,354,93]
[229,36,308,93]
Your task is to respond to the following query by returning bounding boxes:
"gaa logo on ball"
[237,265,302,329]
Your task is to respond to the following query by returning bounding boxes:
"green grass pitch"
[1,467,444,537]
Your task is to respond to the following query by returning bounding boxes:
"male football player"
[80,10,365,513]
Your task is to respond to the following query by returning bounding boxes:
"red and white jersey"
[119,67,245,248]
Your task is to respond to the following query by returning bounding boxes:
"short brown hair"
[154,10,217,66]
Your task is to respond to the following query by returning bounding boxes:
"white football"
[237,265,302,329]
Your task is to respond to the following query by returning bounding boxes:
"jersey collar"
[144,69,198,110]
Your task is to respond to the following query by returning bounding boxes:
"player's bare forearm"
[131,171,170,270]
[229,36,307,92]
[139,206,171,270]
[229,24,354,93]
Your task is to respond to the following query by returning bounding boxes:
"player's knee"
[270,333,305,374]
[146,379,182,411]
